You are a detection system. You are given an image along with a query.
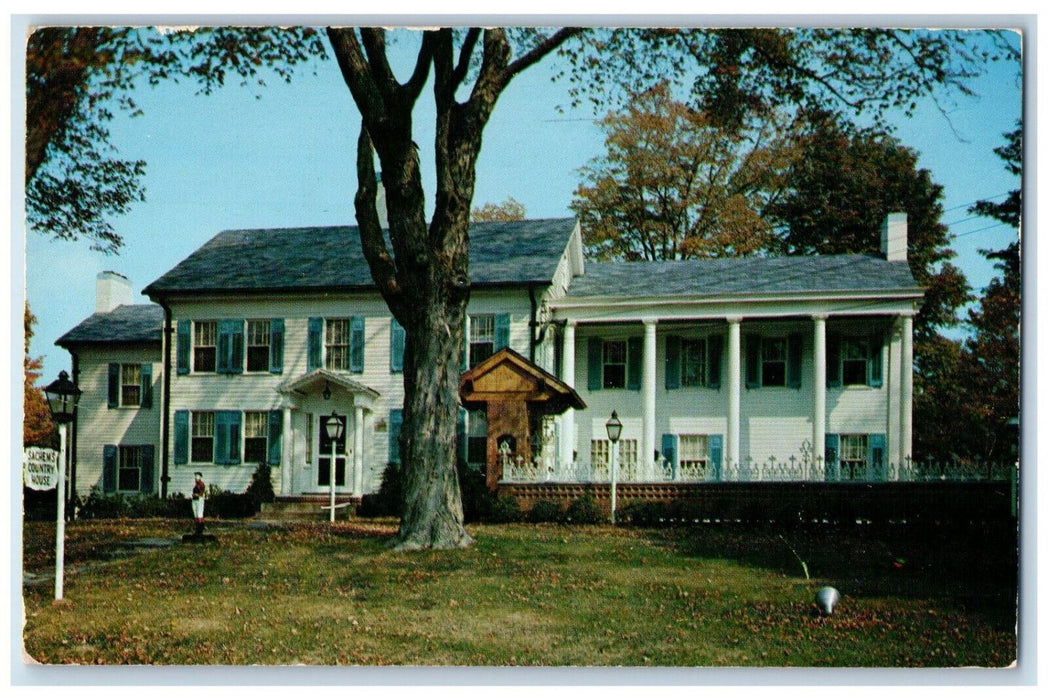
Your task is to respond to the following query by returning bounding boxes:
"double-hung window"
[602,340,628,389]
[120,364,142,406]
[191,412,215,463]
[246,321,271,372]
[681,338,708,387]
[102,444,154,494]
[591,438,638,477]
[194,321,217,372]
[118,445,144,492]
[839,434,869,480]
[469,315,496,367]
[108,362,152,408]
[678,435,709,477]
[746,333,802,389]
[325,318,350,371]
[244,412,269,464]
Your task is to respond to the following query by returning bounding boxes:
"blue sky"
[21,26,1023,380]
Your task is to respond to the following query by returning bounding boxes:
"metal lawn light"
[815,586,841,615]
[43,370,81,600]
[324,413,345,523]
[606,410,622,525]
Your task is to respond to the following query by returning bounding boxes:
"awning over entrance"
[460,347,586,414]
[279,368,381,411]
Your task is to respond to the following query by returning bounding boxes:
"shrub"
[75,488,190,520]
[246,462,275,508]
[564,492,604,525]
[618,501,668,526]
[357,463,403,518]
[203,486,257,519]
[528,499,563,523]
[488,495,523,523]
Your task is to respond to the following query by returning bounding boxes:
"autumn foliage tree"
[24,303,55,448]
[572,83,797,260]
[471,196,527,222]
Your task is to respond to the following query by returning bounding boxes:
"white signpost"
[23,437,67,600]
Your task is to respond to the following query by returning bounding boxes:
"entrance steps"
[258,495,360,522]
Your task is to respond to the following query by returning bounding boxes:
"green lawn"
[21,518,1017,666]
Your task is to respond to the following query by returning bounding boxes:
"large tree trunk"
[326,26,581,549]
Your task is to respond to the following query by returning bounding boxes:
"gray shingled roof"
[56,304,163,347]
[565,255,920,299]
[143,218,577,296]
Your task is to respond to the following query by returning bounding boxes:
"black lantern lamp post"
[605,410,622,524]
[324,413,345,523]
[43,370,81,600]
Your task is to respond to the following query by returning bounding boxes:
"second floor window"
[680,338,708,388]
[602,340,628,389]
[246,321,271,372]
[760,338,788,387]
[194,321,217,372]
[325,318,350,371]
[469,315,495,367]
[841,338,871,386]
[120,364,141,406]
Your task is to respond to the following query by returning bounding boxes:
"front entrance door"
[318,426,347,488]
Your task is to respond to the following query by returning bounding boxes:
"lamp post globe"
[605,410,622,443]
[44,370,81,425]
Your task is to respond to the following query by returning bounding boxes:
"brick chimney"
[881,212,908,262]
[96,271,133,313]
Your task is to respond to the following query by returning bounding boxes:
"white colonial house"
[56,214,921,501]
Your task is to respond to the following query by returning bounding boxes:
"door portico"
[278,369,379,496]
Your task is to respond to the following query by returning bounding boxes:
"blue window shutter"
[827,334,842,387]
[108,363,119,408]
[350,316,365,373]
[140,445,155,494]
[587,337,603,391]
[102,445,118,493]
[230,320,244,374]
[174,411,189,465]
[217,320,243,374]
[665,336,681,390]
[269,319,284,374]
[869,433,886,475]
[745,334,761,389]
[495,313,511,351]
[268,410,283,466]
[308,318,323,371]
[176,320,190,375]
[662,434,678,479]
[825,434,840,481]
[709,435,723,481]
[140,364,153,409]
[868,335,884,387]
[707,335,723,389]
[389,409,403,465]
[787,333,803,389]
[227,411,241,465]
[390,319,406,373]
[214,412,230,464]
[627,336,642,391]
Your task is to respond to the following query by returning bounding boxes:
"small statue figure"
[191,472,206,536]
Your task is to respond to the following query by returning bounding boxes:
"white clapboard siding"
[72,346,162,496]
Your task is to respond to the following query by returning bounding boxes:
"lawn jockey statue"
[191,472,206,535]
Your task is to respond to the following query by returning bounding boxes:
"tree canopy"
[23,303,55,448]
[572,83,797,260]
[471,196,527,222]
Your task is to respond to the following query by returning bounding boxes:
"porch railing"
[499,454,1015,484]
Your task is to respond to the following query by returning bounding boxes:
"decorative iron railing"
[500,453,1016,484]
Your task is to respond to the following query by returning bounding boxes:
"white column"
[559,321,576,469]
[642,319,657,480]
[353,405,365,496]
[900,314,914,467]
[726,316,742,473]
[281,407,292,496]
[812,314,827,467]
